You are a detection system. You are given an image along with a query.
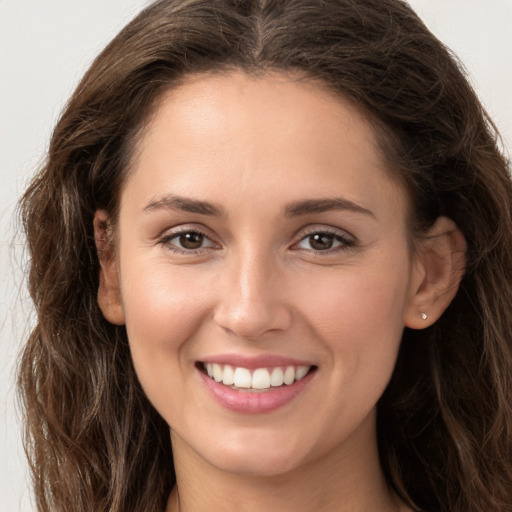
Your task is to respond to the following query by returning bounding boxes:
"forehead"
[124,71,407,222]
[139,72,379,161]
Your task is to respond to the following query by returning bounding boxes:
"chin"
[208,450,305,478]
[190,426,313,478]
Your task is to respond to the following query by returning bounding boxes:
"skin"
[95,72,465,512]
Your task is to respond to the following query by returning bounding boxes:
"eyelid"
[155,223,356,254]
[294,224,356,241]
[157,224,220,253]
[156,222,219,241]
[290,225,356,252]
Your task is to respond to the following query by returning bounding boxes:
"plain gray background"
[1,1,511,510]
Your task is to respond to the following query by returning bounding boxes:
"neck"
[166,413,405,512]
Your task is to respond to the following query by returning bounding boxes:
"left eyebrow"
[284,197,376,219]
[143,194,224,216]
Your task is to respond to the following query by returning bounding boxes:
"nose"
[213,251,292,340]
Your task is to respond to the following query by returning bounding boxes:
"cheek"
[121,260,214,343]
[118,261,216,406]
[304,264,408,329]
[299,262,410,388]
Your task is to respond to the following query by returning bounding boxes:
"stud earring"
[421,312,428,320]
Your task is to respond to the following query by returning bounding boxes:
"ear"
[404,217,466,329]
[94,210,125,325]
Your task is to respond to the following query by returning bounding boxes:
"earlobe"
[404,217,466,329]
[94,210,125,326]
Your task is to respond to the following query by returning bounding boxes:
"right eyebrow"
[284,197,376,219]
[142,194,224,216]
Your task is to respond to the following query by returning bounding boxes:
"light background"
[1,1,511,510]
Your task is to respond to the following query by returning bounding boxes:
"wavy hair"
[18,1,512,511]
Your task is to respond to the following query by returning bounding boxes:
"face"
[99,72,424,477]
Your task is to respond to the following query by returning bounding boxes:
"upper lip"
[199,354,316,369]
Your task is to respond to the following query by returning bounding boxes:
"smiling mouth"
[198,362,316,392]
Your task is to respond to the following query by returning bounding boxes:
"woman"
[18,0,512,511]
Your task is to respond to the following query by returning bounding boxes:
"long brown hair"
[18,1,512,511]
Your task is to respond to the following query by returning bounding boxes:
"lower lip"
[198,368,316,414]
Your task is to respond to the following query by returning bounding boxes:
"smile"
[203,363,313,391]
[198,360,317,414]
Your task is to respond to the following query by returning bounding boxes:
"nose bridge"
[214,244,290,339]
[239,250,280,315]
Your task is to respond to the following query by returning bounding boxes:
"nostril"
[213,308,293,341]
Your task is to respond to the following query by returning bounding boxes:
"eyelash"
[157,228,217,255]
[157,227,355,255]
[291,228,355,254]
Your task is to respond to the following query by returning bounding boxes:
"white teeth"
[252,368,271,389]
[295,365,309,380]
[233,367,252,388]
[204,363,312,390]
[283,366,295,385]
[222,364,234,386]
[212,363,223,382]
[270,367,284,387]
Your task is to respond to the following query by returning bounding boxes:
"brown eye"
[179,232,205,249]
[160,228,217,254]
[308,233,334,250]
[294,229,354,253]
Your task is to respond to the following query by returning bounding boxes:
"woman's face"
[101,72,424,477]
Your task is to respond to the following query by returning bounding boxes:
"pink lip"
[200,353,314,369]
[197,365,316,414]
